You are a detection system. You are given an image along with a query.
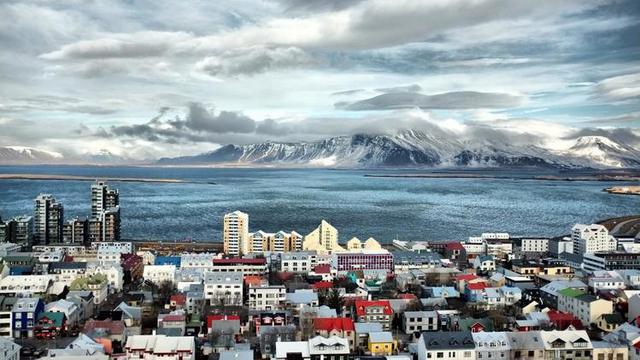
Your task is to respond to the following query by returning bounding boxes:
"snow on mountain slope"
[159,129,640,168]
[0,146,64,164]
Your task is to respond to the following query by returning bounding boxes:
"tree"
[333,277,357,293]
[157,280,176,305]
[405,299,423,311]
[326,288,345,315]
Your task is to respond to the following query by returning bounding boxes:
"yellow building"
[303,220,344,254]
[223,211,249,255]
[248,230,303,253]
[368,332,395,356]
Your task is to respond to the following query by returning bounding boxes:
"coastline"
[0,173,188,184]
[365,173,640,182]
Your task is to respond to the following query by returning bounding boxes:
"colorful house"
[11,297,44,338]
[313,317,355,350]
[34,311,66,339]
[367,331,394,356]
[354,300,393,330]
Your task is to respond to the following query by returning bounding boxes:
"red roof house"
[314,317,355,335]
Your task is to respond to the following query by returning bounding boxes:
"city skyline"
[0,1,638,160]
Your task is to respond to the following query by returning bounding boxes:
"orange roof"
[467,282,488,291]
[313,264,332,274]
[355,300,393,316]
[244,275,266,286]
[314,317,355,332]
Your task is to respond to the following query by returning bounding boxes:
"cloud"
[331,89,366,96]
[194,46,314,77]
[40,31,193,60]
[1,95,119,115]
[596,73,640,100]
[581,112,640,125]
[183,102,256,133]
[375,84,422,93]
[337,91,524,110]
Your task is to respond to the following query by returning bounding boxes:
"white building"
[280,252,317,273]
[418,331,476,360]
[572,224,616,254]
[0,297,14,338]
[180,253,216,269]
[0,337,20,360]
[204,272,243,306]
[248,284,286,311]
[519,238,549,253]
[86,262,124,292]
[223,211,249,256]
[557,289,613,326]
[402,311,438,334]
[124,335,194,360]
[0,275,52,297]
[589,275,625,292]
[472,332,510,360]
[96,242,132,263]
[143,265,176,285]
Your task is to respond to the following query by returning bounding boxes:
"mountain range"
[156,130,640,169]
[2,130,639,169]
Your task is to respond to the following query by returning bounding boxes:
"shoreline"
[0,173,190,184]
[365,173,640,182]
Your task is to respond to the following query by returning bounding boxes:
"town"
[0,181,639,360]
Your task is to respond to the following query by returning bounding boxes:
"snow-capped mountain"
[562,136,640,168]
[156,130,640,169]
[0,146,65,164]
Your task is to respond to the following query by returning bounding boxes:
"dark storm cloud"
[102,102,257,144]
[337,91,524,111]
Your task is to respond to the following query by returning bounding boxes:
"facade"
[313,317,355,351]
[34,194,64,245]
[393,251,442,271]
[368,331,394,356]
[354,300,393,330]
[100,206,121,242]
[303,220,344,255]
[249,230,303,253]
[557,288,613,326]
[0,296,16,338]
[473,255,495,272]
[572,223,616,255]
[90,181,119,219]
[211,258,268,275]
[62,217,88,245]
[204,272,243,306]
[518,238,550,254]
[223,210,249,255]
[333,250,393,272]
[45,299,79,329]
[143,265,176,285]
[12,216,33,245]
[402,311,438,334]
[417,331,476,360]
[0,337,20,360]
[538,330,593,360]
[281,252,318,273]
[124,335,195,360]
[472,332,510,360]
[583,252,640,271]
[248,284,286,311]
[12,297,44,338]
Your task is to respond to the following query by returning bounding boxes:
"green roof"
[558,288,586,298]
[37,311,65,327]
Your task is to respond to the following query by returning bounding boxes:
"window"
[436,352,443,358]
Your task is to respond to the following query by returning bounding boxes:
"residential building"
[12,216,33,245]
[281,252,318,273]
[539,279,588,308]
[248,284,286,311]
[204,271,243,306]
[34,194,63,245]
[368,331,394,356]
[589,275,625,292]
[124,335,195,360]
[91,181,119,219]
[223,210,249,255]
[62,217,88,245]
[472,331,510,360]
[0,275,52,297]
[0,337,20,360]
[557,288,613,326]
[354,300,393,330]
[12,297,44,338]
[333,250,393,272]
[507,331,545,360]
[402,311,438,334]
[100,206,121,242]
[572,223,616,254]
[45,299,80,329]
[472,255,495,272]
[583,252,640,271]
[393,251,442,271]
[592,341,628,360]
[143,264,176,285]
[313,317,355,350]
[34,311,66,339]
[417,331,476,360]
[0,296,16,338]
[539,330,592,359]
[303,220,344,255]
[517,238,550,254]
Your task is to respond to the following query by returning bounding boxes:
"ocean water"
[0,165,637,243]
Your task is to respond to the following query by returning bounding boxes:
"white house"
[402,311,438,334]
[280,252,317,273]
[0,337,20,360]
[124,335,194,360]
[248,284,286,311]
[143,265,176,285]
[86,262,124,292]
[204,272,243,306]
[472,255,495,272]
[472,332,510,360]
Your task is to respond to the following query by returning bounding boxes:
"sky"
[0,0,639,160]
